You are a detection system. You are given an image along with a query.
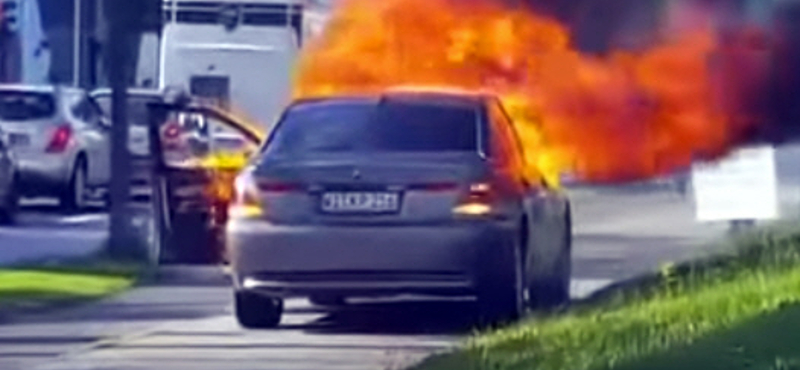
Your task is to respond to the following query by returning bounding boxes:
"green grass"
[415,224,800,370]
[0,257,143,312]
[616,304,800,370]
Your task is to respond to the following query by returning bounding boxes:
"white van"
[159,0,304,133]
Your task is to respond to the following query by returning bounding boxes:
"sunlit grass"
[617,304,800,370]
[0,257,142,311]
[415,225,800,370]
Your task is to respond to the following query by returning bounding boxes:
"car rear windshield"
[0,91,56,120]
[263,99,478,155]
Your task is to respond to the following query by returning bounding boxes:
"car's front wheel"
[234,291,283,329]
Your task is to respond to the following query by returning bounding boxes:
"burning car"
[225,88,573,328]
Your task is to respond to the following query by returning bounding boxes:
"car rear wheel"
[60,161,86,212]
[235,291,283,329]
[476,233,526,327]
[531,210,572,309]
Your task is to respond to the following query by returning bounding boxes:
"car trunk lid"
[253,153,487,225]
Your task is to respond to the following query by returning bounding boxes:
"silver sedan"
[226,90,572,328]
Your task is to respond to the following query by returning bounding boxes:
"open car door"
[145,101,264,265]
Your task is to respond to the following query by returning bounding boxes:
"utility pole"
[105,0,137,259]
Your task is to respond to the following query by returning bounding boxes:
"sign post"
[105,0,137,258]
[692,145,779,232]
[104,0,161,260]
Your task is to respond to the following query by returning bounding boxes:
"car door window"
[70,96,91,127]
[86,98,108,129]
[72,95,105,130]
[207,116,258,156]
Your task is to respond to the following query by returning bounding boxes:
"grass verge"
[0,255,144,314]
[615,304,800,370]
[414,224,800,370]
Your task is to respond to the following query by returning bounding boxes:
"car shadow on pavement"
[19,201,107,214]
[149,266,478,335]
[283,299,479,335]
[145,265,232,287]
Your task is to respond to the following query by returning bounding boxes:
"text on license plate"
[321,192,400,213]
[9,134,29,146]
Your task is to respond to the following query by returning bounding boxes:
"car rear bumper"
[239,272,475,298]
[16,157,71,194]
[226,220,515,298]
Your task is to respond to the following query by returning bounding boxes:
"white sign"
[692,145,778,222]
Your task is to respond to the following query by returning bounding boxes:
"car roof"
[292,88,492,109]
[385,84,493,97]
[89,88,163,98]
[0,84,83,95]
[165,0,302,4]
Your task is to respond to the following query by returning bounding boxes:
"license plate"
[320,192,400,214]
[9,133,29,147]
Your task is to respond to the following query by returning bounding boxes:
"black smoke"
[519,0,800,145]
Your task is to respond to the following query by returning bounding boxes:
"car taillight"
[163,122,181,140]
[45,125,72,153]
[258,182,303,193]
[453,182,495,217]
[229,172,263,219]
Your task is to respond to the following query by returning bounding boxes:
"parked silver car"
[90,88,164,157]
[226,89,572,328]
[0,85,110,211]
[0,126,19,224]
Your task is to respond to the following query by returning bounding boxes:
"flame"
[293,0,764,185]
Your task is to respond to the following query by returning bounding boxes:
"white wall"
[20,0,51,84]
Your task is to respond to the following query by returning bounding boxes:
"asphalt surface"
[0,201,107,266]
[2,143,799,370]
[0,185,729,370]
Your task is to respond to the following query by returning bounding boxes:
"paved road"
[2,143,799,370]
[0,201,107,266]
[0,185,729,370]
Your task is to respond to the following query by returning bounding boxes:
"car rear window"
[0,92,56,120]
[264,99,478,155]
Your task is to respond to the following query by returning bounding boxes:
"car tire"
[309,295,346,307]
[0,176,19,225]
[476,232,526,327]
[531,209,572,309]
[235,291,283,329]
[60,160,87,213]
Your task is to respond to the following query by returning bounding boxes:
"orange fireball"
[293,0,765,184]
